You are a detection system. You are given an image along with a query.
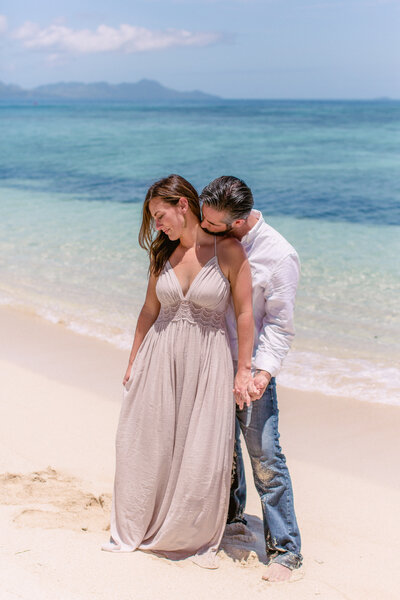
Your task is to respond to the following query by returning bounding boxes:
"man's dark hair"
[200,176,254,222]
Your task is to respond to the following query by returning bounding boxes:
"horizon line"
[0,80,398,102]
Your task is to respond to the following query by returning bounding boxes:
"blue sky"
[1,0,399,98]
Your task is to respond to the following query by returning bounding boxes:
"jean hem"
[269,551,303,570]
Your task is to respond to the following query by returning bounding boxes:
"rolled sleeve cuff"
[252,353,282,378]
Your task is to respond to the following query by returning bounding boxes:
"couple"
[103,174,302,581]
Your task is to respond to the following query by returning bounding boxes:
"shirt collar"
[241,210,264,246]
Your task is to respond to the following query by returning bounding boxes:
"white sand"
[1,306,400,600]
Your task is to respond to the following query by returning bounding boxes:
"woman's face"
[148,197,185,241]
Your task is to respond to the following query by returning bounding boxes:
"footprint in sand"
[0,467,111,533]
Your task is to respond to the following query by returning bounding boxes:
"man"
[200,176,302,582]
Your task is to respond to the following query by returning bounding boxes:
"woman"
[103,174,254,568]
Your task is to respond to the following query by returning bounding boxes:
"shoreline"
[1,304,400,599]
[1,301,399,407]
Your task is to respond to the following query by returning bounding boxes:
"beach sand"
[1,305,399,600]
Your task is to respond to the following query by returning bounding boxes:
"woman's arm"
[219,238,255,409]
[123,272,161,385]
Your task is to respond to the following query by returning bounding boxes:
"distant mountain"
[0,81,27,98]
[0,79,219,102]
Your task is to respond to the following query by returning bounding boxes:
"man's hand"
[249,370,271,400]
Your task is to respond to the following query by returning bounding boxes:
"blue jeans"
[228,378,302,569]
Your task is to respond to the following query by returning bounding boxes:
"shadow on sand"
[220,514,268,566]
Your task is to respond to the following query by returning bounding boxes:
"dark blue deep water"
[1,100,399,225]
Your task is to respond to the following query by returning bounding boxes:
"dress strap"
[214,236,217,257]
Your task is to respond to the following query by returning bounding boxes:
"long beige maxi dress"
[103,241,235,567]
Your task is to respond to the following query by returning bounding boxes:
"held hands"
[234,368,258,410]
[250,370,271,400]
[234,369,271,409]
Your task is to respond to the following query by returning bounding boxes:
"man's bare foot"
[262,562,292,582]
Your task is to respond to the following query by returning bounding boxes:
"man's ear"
[232,218,246,228]
[178,197,188,212]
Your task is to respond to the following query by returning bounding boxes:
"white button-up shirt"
[226,210,300,377]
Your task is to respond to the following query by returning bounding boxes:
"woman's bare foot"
[262,562,292,582]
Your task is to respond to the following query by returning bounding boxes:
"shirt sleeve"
[253,252,300,376]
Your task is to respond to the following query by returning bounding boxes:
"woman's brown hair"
[139,174,201,276]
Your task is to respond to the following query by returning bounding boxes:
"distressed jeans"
[228,378,302,570]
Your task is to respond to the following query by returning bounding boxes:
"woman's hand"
[233,368,254,410]
[123,272,161,388]
[123,364,133,387]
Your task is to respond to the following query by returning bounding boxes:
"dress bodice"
[155,256,231,330]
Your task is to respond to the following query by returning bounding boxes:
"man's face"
[201,205,233,236]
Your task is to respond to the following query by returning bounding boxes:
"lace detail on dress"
[155,300,226,331]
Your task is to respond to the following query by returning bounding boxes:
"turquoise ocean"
[1,100,399,404]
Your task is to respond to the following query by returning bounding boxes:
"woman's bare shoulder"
[217,236,246,259]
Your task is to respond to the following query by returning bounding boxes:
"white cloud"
[12,21,222,54]
[0,15,8,34]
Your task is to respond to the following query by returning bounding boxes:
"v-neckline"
[167,256,216,299]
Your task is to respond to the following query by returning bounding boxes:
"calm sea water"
[1,100,399,404]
